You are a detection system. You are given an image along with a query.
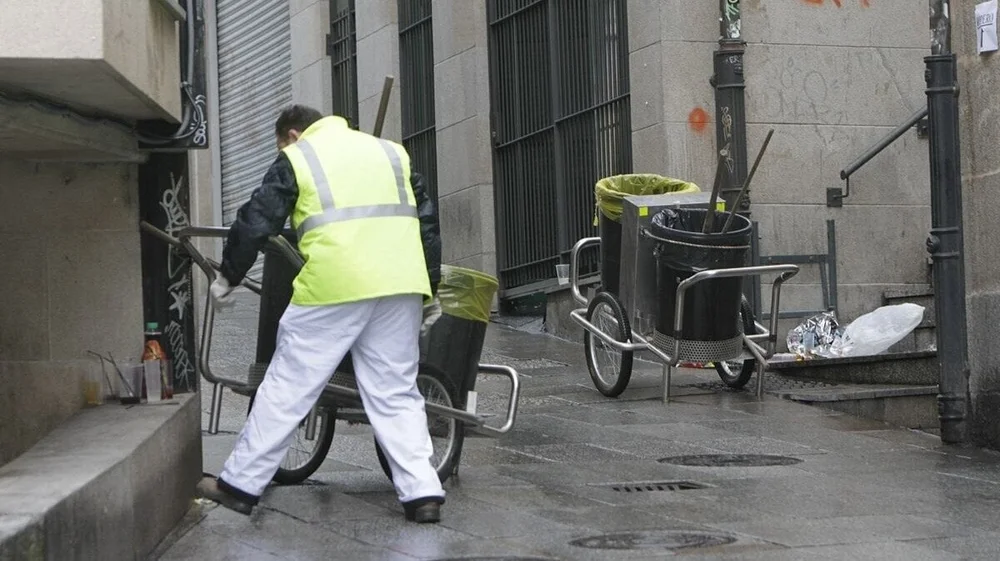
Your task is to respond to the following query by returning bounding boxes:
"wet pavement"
[157,296,1000,560]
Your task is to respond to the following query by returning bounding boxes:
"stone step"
[763,351,939,429]
[882,287,936,353]
[0,394,200,561]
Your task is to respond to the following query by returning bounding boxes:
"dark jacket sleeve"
[220,153,298,286]
[411,171,442,295]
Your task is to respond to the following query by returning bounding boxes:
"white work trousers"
[219,294,445,503]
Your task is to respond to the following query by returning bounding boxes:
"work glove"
[420,297,442,338]
[210,276,236,310]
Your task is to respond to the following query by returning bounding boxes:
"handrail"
[832,107,928,206]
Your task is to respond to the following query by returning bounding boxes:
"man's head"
[275,105,324,149]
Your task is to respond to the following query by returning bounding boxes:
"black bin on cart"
[594,174,699,295]
[255,230,298,372]
[421,266,499,408]
[649,208,752,362]
[254,231,355,380]
[253,236,499,406]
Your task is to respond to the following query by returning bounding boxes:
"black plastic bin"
[256,230,298,365]
[255,231,357,375]
[599,212,624,296]
[649,208,752,361]
[255,241,499,406]
[594,174,699,295]
[422,266,499,407]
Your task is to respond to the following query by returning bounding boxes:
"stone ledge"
[0,394,201,561]
[0,97,146,163]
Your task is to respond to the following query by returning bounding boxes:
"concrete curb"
[0,394,201,561]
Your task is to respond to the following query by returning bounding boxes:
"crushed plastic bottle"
[786,310,843,359]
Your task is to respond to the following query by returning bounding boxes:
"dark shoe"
[402,497,444,523]
[196,476,254,516]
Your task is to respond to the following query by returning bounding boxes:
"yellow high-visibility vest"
[281,116,431,306]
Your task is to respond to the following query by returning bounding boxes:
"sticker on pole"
[977,0,998,54]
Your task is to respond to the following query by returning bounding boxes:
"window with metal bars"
[398,0,438,205]
[487,0,632,294]
[328,0,358,128]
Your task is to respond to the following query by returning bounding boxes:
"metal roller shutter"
[216,0,292,281]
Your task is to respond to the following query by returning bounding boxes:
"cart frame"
[567,235,799,402]
[139,222,521,480]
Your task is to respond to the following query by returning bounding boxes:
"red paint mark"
[688,108,709,133]
[802,0,823,5]
[861,0,870,6]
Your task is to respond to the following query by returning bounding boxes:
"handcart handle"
[569,237,602,306]
[138,221,306,391]
[471,364,521,436]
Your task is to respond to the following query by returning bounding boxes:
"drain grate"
[570,530,737,551]
[606,480,708,493]
[659,454,803,467]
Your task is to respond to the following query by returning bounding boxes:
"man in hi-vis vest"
[196,105,446,523]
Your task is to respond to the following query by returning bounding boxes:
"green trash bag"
[437,265,499,324]
[594,174,700,226]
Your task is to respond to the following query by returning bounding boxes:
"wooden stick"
[372,76,395,138]
[702,150,729,234]
[722,129,775,234]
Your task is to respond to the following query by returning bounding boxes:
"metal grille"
[329,0,358,128]
[398,0,439,205]
[608,481,707,493]
[651,331,745,364]
[216,0,292,281]
[487,0,633,294]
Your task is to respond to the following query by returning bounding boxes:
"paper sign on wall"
[977,0,998,54]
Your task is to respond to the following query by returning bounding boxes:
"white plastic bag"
[829,303,925,357]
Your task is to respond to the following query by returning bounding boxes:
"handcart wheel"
[715,296,758,389]
[374,365,465,484]
[247,393,337,485]
[583,291,634,397]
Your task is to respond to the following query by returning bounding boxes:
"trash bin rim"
[441,265,499,287]
[649,208,753,242]
[644,229,751,251]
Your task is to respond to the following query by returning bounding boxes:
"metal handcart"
[567,191,799,402]
[140,223,521,485]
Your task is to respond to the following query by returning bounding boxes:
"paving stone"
[710,514,976,547]
[802,540,964,561]
[160,321,1000,560]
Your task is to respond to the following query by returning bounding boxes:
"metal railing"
[830,107,928,207]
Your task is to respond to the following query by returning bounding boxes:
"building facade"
[199,0,932,328]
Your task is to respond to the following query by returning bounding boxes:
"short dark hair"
[275,105,324,138]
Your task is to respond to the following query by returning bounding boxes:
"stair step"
[768,350,937,385]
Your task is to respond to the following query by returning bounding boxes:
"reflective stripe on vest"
[295,137,417,238]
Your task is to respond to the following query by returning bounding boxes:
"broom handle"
[702,150,729,234]
[722,129,775,234]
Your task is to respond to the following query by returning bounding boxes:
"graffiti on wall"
[139,153,198,395]
[160,172,196,390]
[723,0,741,40]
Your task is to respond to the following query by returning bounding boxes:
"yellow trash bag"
[437,265,499,324]
[594,174,700,226]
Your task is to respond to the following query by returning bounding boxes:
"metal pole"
[926,0,969,444]
[714,0,756,309]
[713,0,748,212]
